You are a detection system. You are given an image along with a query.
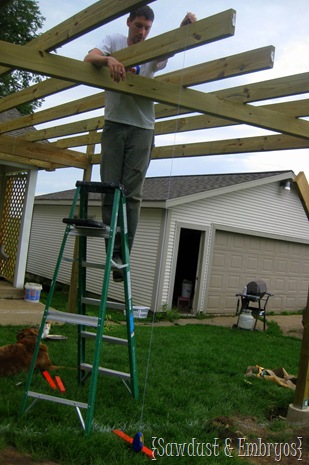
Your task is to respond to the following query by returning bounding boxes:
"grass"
[0,290,303,464]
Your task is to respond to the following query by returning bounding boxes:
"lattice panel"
[0,173,27,281]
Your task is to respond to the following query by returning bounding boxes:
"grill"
[235,280,273,331]
[246,280,267,298]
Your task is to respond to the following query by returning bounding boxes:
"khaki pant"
[100,121,154,255]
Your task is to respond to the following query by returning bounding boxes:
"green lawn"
[0,313,302,464]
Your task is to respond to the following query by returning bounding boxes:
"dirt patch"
[0,447,59,465]
[205,415,309,465]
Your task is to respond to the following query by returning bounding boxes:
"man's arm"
[84,13,197,81]
[160,12,197,60]
[84,48,126,82]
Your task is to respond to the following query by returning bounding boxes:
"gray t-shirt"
[96,33,167,129]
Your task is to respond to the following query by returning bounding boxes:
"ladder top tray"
[76,181,126,195]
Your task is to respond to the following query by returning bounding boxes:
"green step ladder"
[19,181,141,434]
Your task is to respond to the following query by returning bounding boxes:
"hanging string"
[167,33,190,200]
[139,20,191,432]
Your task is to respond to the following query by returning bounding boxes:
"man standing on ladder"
[84,6,196,282]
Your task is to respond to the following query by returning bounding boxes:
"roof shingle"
[35,171,292,202]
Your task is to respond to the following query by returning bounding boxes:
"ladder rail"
[120,193,139,399]
[19,182,139,435]
[19,186,81,418]
[83,187,122,434]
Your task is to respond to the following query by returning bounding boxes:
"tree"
[0,0,45,114]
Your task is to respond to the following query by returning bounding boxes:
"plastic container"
[238,311,255,330]
[24,283,42,303]
[181,280,193,298]
[124,306,149,319]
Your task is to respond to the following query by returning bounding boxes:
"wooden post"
[67,143,94,312]
[287,173,309,424]
[293,292,309,408]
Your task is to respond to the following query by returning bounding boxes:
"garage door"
[207,230,309,314]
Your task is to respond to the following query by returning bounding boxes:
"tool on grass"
[55,375,66,393]
[42,370,57,390]
[113,429,154,459]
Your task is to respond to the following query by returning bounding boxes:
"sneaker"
[112,255,124,283]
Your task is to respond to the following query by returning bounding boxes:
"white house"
[27,170,309,314]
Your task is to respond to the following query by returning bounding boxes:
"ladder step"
[63,218,107,229]
[82,260,105,270]
[27,391,88,409]
[80,363,131,381]
[82,297,126,311]
[67,226,110,238]
[81,331,128,345]
[47,310,98,327]
[81,297,149,315]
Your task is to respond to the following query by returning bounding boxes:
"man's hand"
[84,49,126,82]
[106,56,126,82]
[180,12,197,27]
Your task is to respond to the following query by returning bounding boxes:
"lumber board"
[159,46,274,87]
[19,47,279,142]
[0,93,104,135]
[0,10,236,113]
[0,0,155,75]
[0,79,75,113]
[48,99,309,149]
[294,172,309,221]
[0,134,88,169]
[0,41,308,139]
[149,134,309,159]
[0,47,274,133]
[0,45,274,113]
[0,152,54,169]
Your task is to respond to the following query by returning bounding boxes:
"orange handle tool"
[42,370,57,390]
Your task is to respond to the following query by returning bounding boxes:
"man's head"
[127,5,154,45]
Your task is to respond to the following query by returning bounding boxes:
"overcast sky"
[35,0,309,194]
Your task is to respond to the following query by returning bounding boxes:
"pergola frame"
[0,0,308,173]
[0,0,308,419]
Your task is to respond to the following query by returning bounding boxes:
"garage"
[207,230,309,314]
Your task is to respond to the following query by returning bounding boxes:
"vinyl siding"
[27,181,309,315]
[27,204,162,309]
[161,183,309,312]
[27,205,73,284]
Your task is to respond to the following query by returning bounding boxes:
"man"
[84,6,196,281]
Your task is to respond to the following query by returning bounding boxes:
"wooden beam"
[0,0,155,74]
[48,99,309,149]
[154,99,309,136]
[294,171,309,221]
[0,94,105,135]
[0,134,88,169]
[0,42,308,139]
[0,10,237,113]
[0,50,276,134]
[19,47,278,143]
[155,72,309,118]
[1,69,307,138]
[290,289,309,409]
[0,78,76,113]
[0,152,54,170]
[151,134,309,159]
[159,46,274,87]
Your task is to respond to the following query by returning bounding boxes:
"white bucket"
[181,280,192,298]
[238,311,255,330]
[24,283,42,303]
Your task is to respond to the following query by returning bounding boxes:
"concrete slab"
[0,298,44,326]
